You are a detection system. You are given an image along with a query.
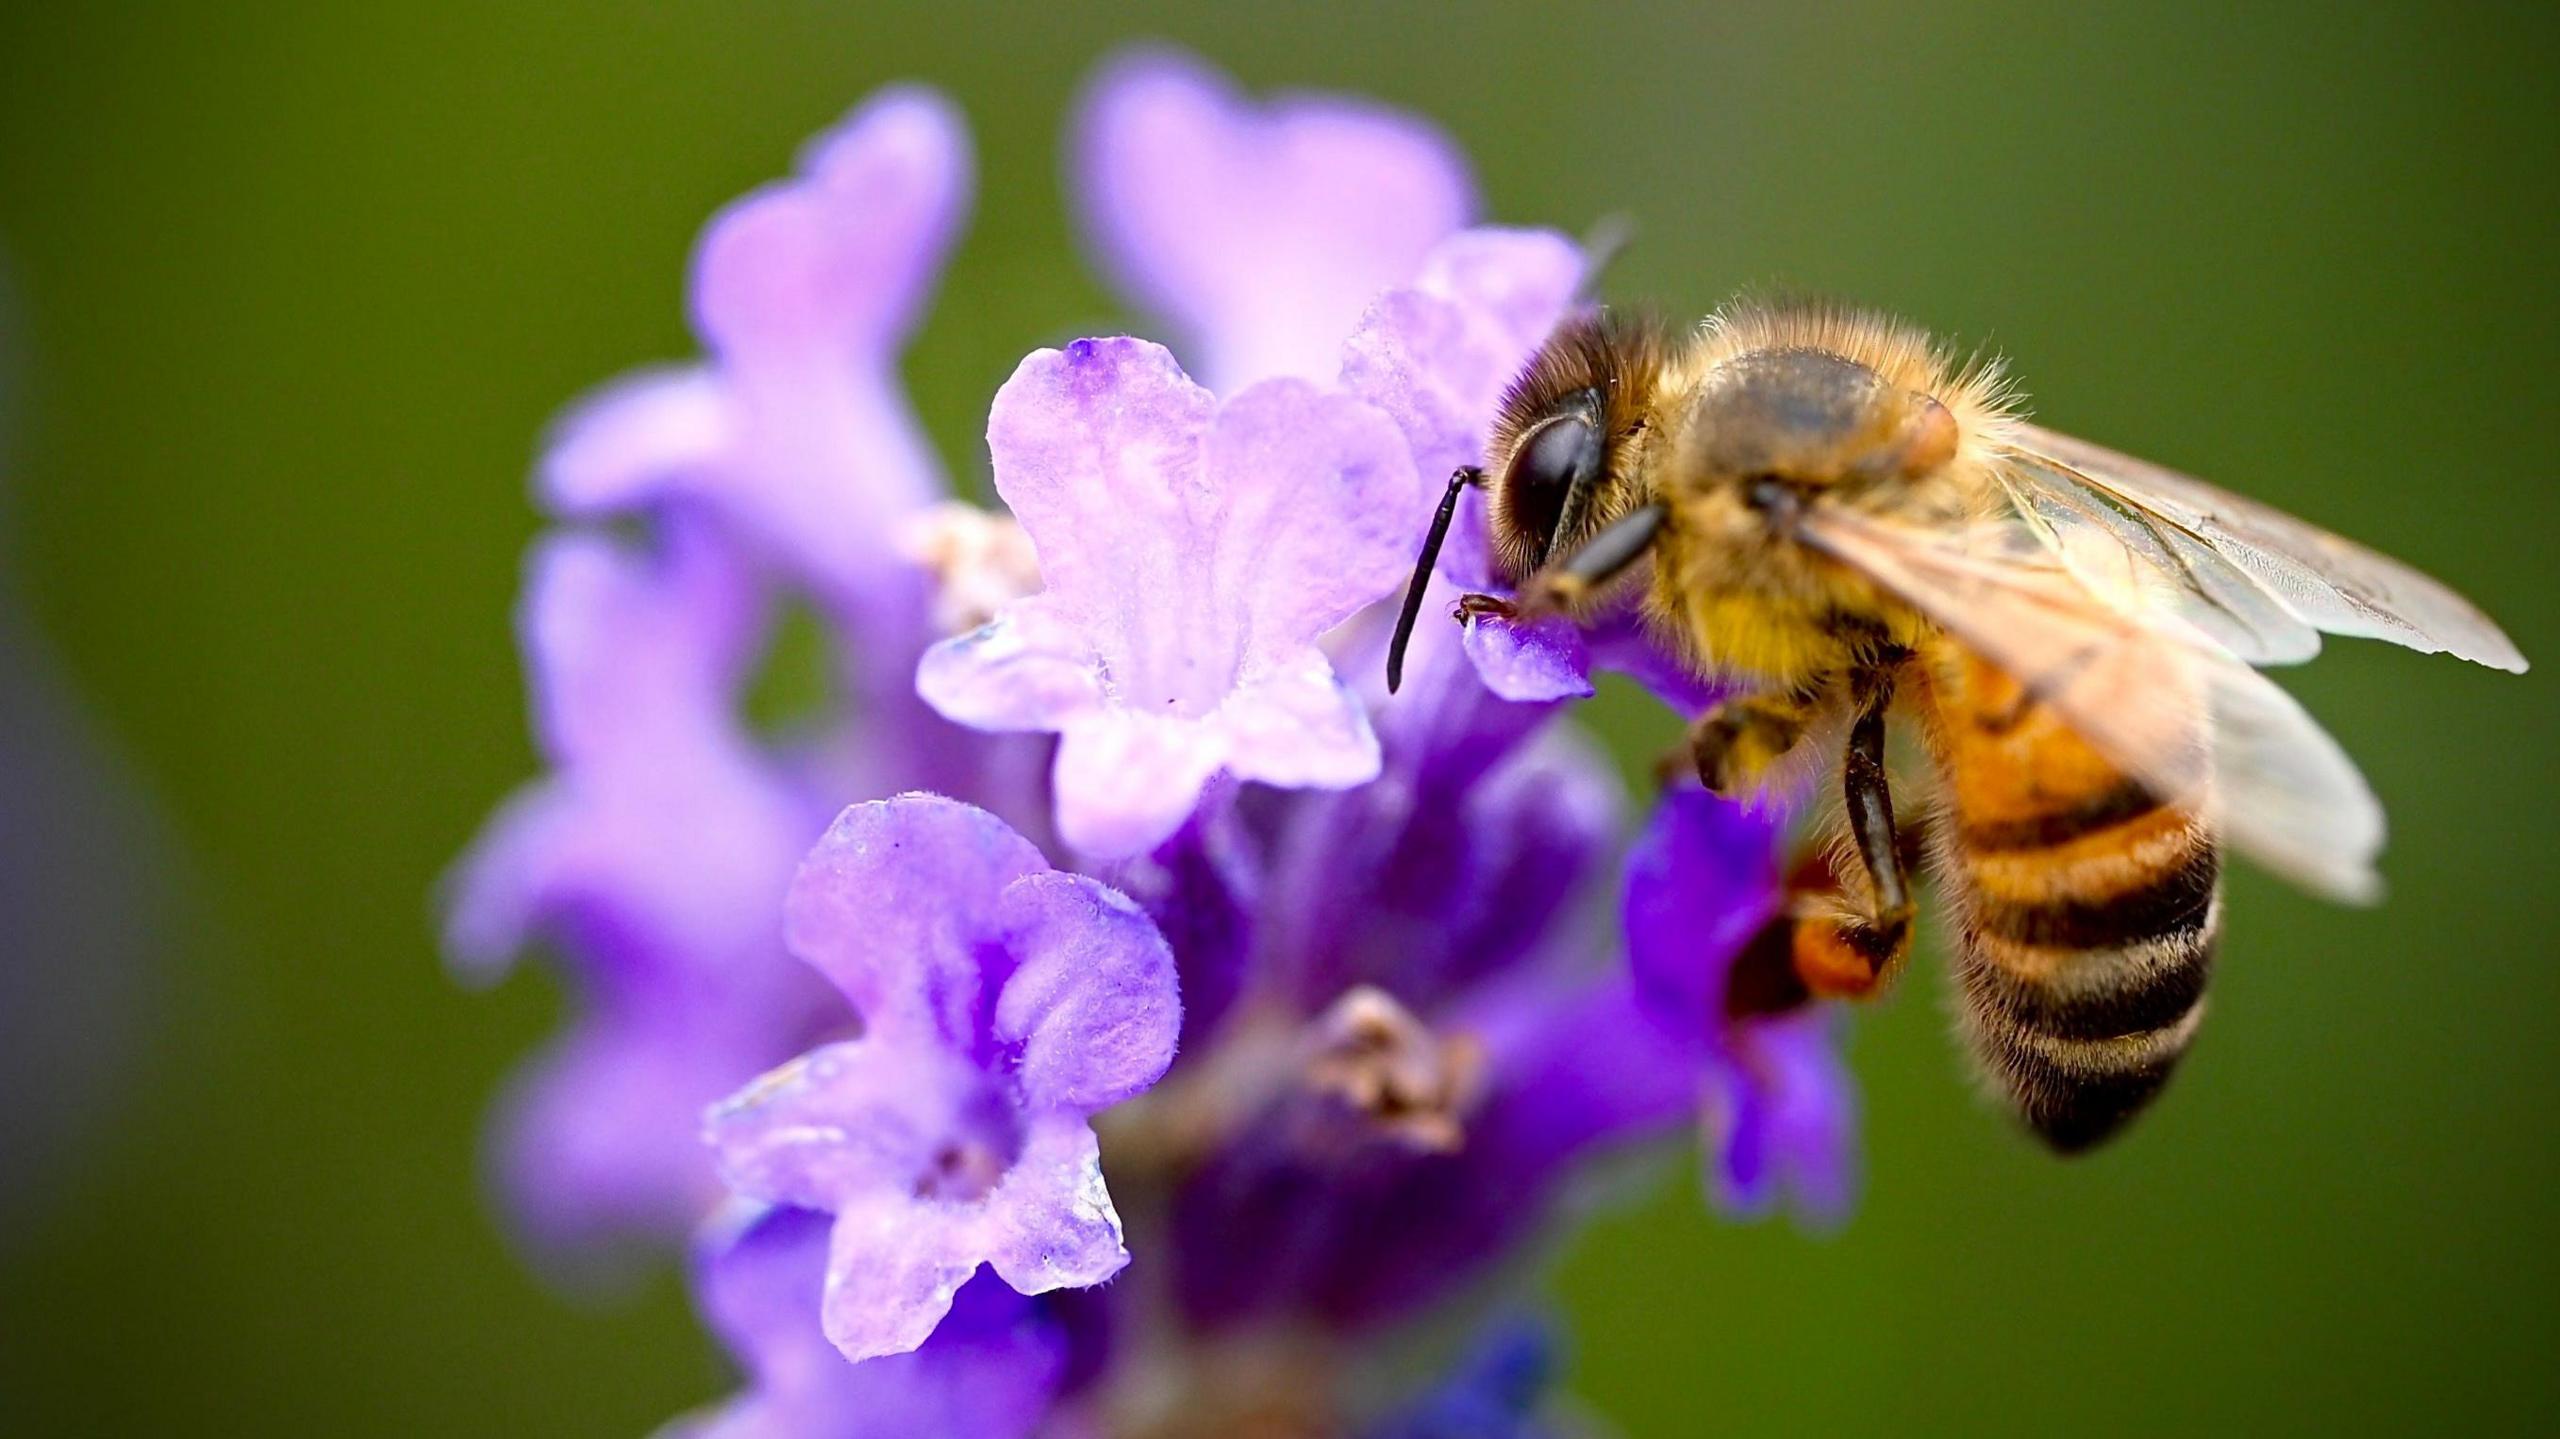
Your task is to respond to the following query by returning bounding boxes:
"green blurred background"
[2,1,2553,1433]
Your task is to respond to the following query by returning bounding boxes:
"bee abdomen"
[1950,791,2222,1154]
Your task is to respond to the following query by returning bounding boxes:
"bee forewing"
[1996,464,2325,667]
[1800,508,2386,903]
[2009,423,2528,673]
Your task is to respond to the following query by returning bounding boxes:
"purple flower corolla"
[917,338,1422,860]
[540,85,966,621]
[1075,49,1475,393]
[1170,973,1698,1332]
[705,795,1180,1361]
[675,1204,1064,1439]
[1267,599,1618,1013]
[1624,789,1858,1222]
[446,521,827,1249]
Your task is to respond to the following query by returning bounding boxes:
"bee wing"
[1799,506,2386,904]
[2007,422,2527,673]
[1992,459,2324,667]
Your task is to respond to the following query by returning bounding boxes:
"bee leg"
[1794,676,1916,998]
[1515,502,1669,618]
[1661,684,1822,796]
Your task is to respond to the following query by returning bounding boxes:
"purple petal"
[553,86,970,607]
[692,85,970,367]
[489,1011,748,1253]
[915,598,1106,734]
[1073,48,1475,391]
[1460,612,1595,703]
[979,1114,1130,1296]
[688,1205,1065,1439]
[820,1188,984,1362]
[1202,377,1422,662]
[945,340,1415,856]
[704,1038,986,1213]
[1214,659,1379,790]
[1706,1014,1859,1226]
[1622,789,1784,1032]
[782,796,1046,1038]
[538,366,734,517]
[981,336,1216,626]
[1050,711,1229,860]
[989,872,1182,1112]
[520,522,762,769]
[441,522,815,992]
[1340,229,1585,588]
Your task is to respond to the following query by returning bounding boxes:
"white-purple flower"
[1075,49,1476,393]
[917,337,1421,859]
[703,795,1179,1361]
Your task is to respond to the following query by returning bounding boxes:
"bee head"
[1482,309,1672,582]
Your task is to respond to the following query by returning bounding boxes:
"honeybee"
[1386,300,2527,1152]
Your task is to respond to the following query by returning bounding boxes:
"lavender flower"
[542,85,965,617]
[452,45,1865,1437]
[917,338,1421,860]
[446,520,828,1250]
[704,795,1179,1360]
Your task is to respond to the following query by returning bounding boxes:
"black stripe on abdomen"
[1971,844,2219,950]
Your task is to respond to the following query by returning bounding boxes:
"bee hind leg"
[1801,675,1917,997]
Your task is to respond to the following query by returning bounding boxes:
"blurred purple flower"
[917,338,1420,859]
[1366,1317,1561,1439]
[1075,49,1475,392]
[447,520,829,1249]
[541,85,966,621]
[677,1204,1064,1439]
[1625,789,1858,1222]
[704,795,1179,1360]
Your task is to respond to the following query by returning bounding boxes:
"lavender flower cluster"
[449,50,1857,1436]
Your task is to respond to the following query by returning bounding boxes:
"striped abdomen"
[1925,652,2220,1153]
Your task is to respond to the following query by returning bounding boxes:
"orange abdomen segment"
[1922,651,2220,1153]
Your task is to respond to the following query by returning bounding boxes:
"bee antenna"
[1386,466,1481,694]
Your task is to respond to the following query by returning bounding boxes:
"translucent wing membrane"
[2005,423,2527,673]
[1993,463,2323,666]
[1801,508,2386,903]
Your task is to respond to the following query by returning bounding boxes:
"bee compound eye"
[1502,413,1600,555]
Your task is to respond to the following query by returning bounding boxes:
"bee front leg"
[1662,685,1824,797]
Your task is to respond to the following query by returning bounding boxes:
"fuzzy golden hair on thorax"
[1691,296,2026,483]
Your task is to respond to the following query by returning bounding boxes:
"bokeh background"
[2,2,2554,1433]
